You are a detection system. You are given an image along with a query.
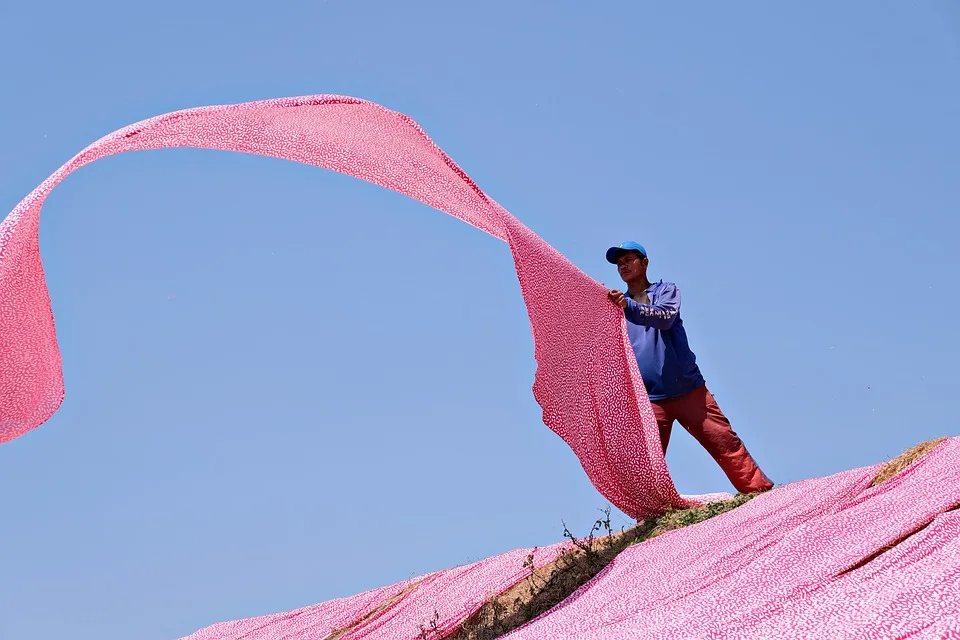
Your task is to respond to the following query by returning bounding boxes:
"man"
[605,241,773,494]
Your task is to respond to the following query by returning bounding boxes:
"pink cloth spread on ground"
[343,543,570,639]
[175,442,960,639]
[179,542,570,640]
[173,441,960,639]
[179,577,421,640]
[504,438,960,639]
[0,94,727,518]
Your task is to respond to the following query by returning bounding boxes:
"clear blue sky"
[1,2,957,639]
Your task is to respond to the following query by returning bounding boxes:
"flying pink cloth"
[504,437,960,639]
[0,94,726,518]
[179,542,570,640]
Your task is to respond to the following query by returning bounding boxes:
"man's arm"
[621,284,681,330]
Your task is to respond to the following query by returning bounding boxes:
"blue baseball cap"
[605,241,647,263]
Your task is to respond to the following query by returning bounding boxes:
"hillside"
[180,438,957,639]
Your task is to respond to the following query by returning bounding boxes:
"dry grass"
[872,438,947,486]
[449,525,643,640]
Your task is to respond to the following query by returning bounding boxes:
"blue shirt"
[623,280,705,401]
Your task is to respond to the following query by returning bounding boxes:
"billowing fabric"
[179,542,570,640]
[0,94,729,518]
[505,438,960,639]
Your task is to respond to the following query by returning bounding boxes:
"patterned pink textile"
[505,438,960,639]
[178,543,569,640]
[179,577,422,640]
[343,542,569,639]
[0,94,724,518]
[177,445,960,640]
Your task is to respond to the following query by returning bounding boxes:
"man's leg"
[649,398,676,455]
[672,385,773,493]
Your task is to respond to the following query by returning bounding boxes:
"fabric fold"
[504,439,960,639]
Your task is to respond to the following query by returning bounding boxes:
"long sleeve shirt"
[623,280,705,401]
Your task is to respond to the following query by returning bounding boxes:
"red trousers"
[652,384,773,494]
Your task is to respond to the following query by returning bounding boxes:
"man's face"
[616,251,647,282]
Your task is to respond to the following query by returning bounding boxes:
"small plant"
[417,609,442,639]
[521,546,547,594]
[521,546,539,575]
[561,506,616,561]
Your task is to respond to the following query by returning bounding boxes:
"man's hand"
[608,289,627,309]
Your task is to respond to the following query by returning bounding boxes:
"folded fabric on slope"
[0,95,725,518]
[502,462,880,639]
[179,576,423,640]
[177,442,960,640]
[178,542,569,640]
[750,509,960,639]
[504,438,960,639]
[341,542,569,639]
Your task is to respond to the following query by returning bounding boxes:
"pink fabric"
[179,577,422,640]
[505,438,960,639]
[174,441,960,639]
[178,543,569,640]
[0,94,724,518]
[343,542,569,639]
[6,93,956,639]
